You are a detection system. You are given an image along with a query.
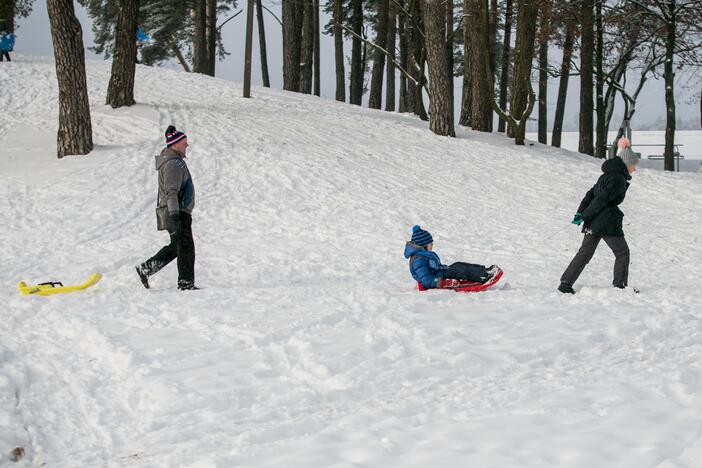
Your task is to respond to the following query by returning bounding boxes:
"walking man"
[136,125,198,290]
[558,138,640,294]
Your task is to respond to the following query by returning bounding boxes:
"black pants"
[0,51,10,62]
[443,262,487,283]
[561,234,629,288]
[140,213,195,284]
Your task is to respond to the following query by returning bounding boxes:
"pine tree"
[282,0,303,91]
[106,0,139,108]
[537,1,551,145]
[1,0,35,33]
[579,0,594,155]
[497,0,513,133]
[47,0,93,157]
[192,0,207,73]
[368,0,390,109]
[300,0,315,93]
[385,0,397,111]
[466,0,491,132]
[349,0,364,104]
[80,0,237,70]
[422,0,454,136]
[506,0,536,145]
[333,0,346,100]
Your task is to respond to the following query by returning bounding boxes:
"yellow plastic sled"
[18,273,103,296]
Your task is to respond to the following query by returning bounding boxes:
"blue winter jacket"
[0,32,15,52]
[136,27,150,43]
[404,242,448,289]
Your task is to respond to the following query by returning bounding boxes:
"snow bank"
[2,55,702,467]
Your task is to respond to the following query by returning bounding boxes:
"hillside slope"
[2,56,702,467]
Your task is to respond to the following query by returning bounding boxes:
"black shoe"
[135,266,150,289]
[178,280,199,290]
[558,282,575,294]
[480,265,499,283]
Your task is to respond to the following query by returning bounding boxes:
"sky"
[13,1,702,133]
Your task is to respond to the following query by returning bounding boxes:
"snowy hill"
[2,55,702,467]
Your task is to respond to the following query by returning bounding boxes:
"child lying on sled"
[403,225,499,290]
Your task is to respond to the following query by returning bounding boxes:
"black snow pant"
[0,51,10,62]
[560,233,629,288]
[443,262,487,283]
[140,212,195,284]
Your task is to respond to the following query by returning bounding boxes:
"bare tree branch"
[337,21,429,92]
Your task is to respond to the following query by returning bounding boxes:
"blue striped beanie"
[411,225,433,247]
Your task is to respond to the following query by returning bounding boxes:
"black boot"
[558,282,575,294]
[178,280,199,290]
[135,265,150,289]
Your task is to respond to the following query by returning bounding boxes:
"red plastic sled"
[417,268,503,293]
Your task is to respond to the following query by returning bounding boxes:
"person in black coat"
[558,140,640,294]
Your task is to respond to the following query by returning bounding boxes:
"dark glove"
[167,213,181,236]
[571,212,583,226]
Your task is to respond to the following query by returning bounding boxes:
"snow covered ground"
[2,55,702,467]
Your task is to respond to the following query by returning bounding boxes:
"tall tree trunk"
[552,18,574,148]
[207,0,217,76]
[468,0,492,131]
[497,0,513,133]
[192,0,207,73]
[537,39,547,144]
[663,0,676,171]
[333,0,345,101]
[459,0,472,127]
[422,0,454,136]
[386,0,398,111]
[595,0,605,157]
[537,3,550,145]
[578,0,594,155]
[489,0,497,72]
[349,0,364,104]
[47,0,93,157]
[255,0,270,87]
[508,0,537,145]
[0,0,15,32]
[106,0,139,108]
[243,0,254,98]
[300,0,314,93]
[282,0,303,91]
[362,31,368,88]
[459,71,472,126]
[369,0,389,108]
[412,0,427,119]
[314,0,320,96]
[446,0,454,129]
[398,0,409,112]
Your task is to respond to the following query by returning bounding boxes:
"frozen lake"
[526,130,702,172]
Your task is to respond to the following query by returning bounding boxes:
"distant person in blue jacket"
[135,27,150,64]
[403,225,498,289]
[0,22,16,62]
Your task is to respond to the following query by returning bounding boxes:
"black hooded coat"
[578,157,632,237]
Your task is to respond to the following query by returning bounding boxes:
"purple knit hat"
[165,125,187,147]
